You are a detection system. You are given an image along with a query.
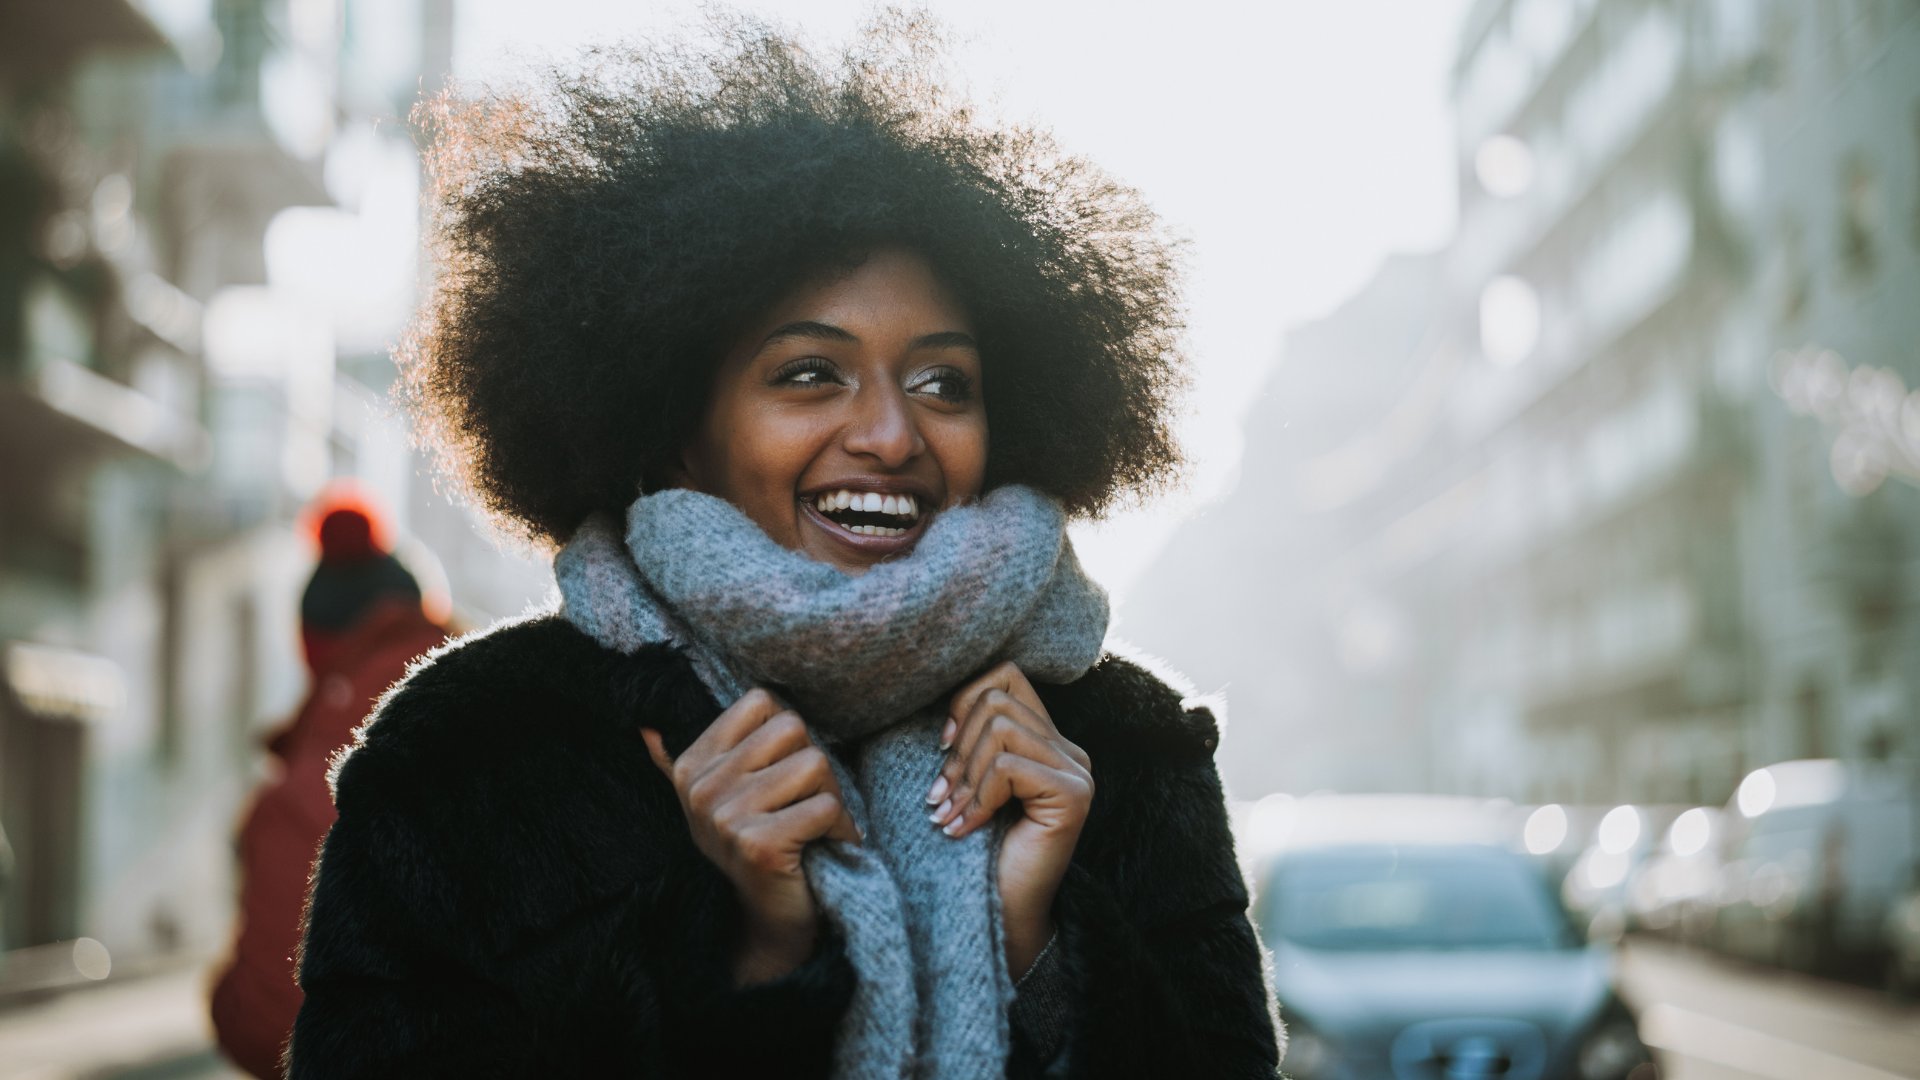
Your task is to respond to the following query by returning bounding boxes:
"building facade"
[0,0,547,990]
[1124,0,1920,807]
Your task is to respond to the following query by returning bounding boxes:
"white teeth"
[810,489,922,528]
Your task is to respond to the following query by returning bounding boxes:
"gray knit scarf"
[553,484,1109,1079]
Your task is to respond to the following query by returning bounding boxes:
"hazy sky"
[454,0,1470,598]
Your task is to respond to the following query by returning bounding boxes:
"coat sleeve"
[287,641,857,1078]
[1020,704,1283,1080]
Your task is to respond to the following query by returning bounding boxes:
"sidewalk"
[0,962,241,1080]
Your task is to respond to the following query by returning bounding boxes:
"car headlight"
[1577,1017,1651,1080]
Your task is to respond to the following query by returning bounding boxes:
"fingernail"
[929,798,952,824]
[926,774,949,805]
[939,719,956,750]
[942,814,964,837]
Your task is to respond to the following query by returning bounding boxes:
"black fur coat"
[288,614,1281,1078]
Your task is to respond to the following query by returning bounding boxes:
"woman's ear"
[646,453,697,493]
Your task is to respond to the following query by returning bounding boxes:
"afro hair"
[401,11,1188,547]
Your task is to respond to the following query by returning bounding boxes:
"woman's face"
[676,247,988,574]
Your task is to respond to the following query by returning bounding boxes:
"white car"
[1710,759,1918,977]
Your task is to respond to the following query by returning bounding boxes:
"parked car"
[1709,758,1919,978]
[1560,804,1686,942]
[1622,806,1726,945]
[1252,797,1657,1080]
[1515,803,1614,884]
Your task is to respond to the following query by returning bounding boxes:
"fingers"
[930,706,1067,819]
[727,708,815,774]
[641,728,672,774]
[940,671,1086,793]
[729,792,848,877]
[727,742,839,818]
[928,666,1093,839]
[647,688,794,789]
[646,689,863,856]
[934,753,1091,839]
[675,687,788,779]
[944,661,1045,749]
[764,790,862,847]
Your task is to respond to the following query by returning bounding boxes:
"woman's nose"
[842,385,926,467]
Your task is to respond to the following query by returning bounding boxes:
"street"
[1,938,1917,1078]
[1620,938,1920,1080]
[0,962,239,1080]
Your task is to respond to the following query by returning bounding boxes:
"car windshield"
[1263,847,1576,952]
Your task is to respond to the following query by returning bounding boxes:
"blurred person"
[287,13,1279,1079]
[210,490,447,1079]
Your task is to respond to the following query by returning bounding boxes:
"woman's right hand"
[640,688,860,987]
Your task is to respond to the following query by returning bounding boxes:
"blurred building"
[1114,252,1452,799]
[0,0,546,992]
[1125,0,1920,806]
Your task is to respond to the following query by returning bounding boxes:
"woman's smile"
[798,480,936,557]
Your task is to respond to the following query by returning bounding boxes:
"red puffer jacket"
[211,600,446,1079]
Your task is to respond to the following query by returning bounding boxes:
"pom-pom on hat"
[317,508,380,563]
[299,485,421,649]
[303,483,393,563]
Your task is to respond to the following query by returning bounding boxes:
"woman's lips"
[798,498,930,558]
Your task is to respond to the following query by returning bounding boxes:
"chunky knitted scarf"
[553,484,1109,1078]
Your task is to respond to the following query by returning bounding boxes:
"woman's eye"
[911,368,974,403]
[772,358,842,387]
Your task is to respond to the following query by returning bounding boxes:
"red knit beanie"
[299,487,420,670]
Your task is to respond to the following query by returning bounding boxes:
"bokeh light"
[1474,134,1535,198]
[1597,805,1641,855]
[1479,275,1540,366]
[1668,807,1712,857]
[1523,803,1569,855]
[1736,768,1777,819]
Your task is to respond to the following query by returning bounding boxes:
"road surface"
[1,936,1917,1078]
[1620,936,1920,1080]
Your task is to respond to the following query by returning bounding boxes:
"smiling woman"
[285,12,1280,1080]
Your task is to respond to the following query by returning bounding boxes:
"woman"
[289,15,1281,1079]
[213,494,446,1077]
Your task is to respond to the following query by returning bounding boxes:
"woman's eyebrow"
[909,330,978,351]
[760,320,859,348]
[758,321,977,351]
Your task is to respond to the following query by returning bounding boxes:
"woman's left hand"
[928,661,1093,978]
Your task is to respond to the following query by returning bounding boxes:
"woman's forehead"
[731,248,976,356]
